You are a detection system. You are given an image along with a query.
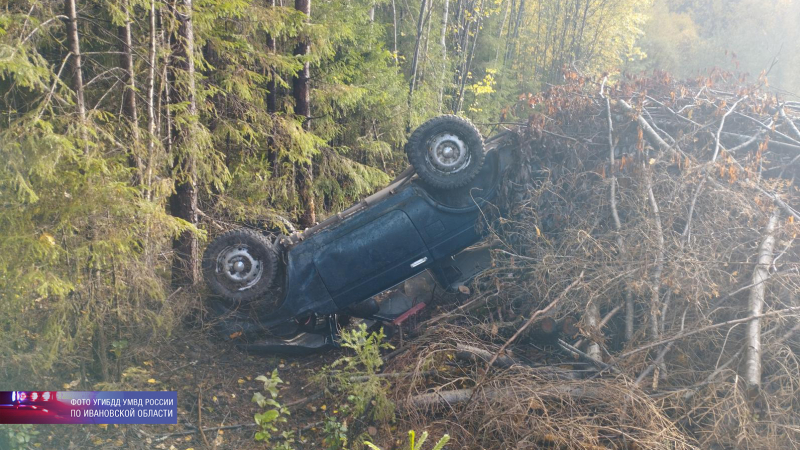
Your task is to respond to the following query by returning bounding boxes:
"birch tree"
[744,207,780,388]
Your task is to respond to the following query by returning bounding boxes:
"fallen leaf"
[147,378,157,384]
[39,232,56,247]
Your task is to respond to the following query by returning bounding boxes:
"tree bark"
[391,0,398,66]
[119,1,144,184]
[437,0,449,112]
[452,0,481,113]
[169,0,200,287]
[646,174,664,341]
[605,97,635,341]
[503,0,524,68]
[585,301,601,361]
[418,3,434,84]
[146,0,157,198]
[744,207,780,389]
[407,0,429,119]
[65,0,87,151]
[266,0,277,116]
[294,0,315,228]
[266,0,279,171]
[493,0,510,66]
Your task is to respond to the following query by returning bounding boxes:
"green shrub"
[252,369,294,448]
[328,323,395,422]
[365,430,450,450]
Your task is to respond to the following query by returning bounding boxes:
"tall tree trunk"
[266,0,279,171]
[419,3,434,84]
[65,0,87,151]
[745,207,780,389]
[407,0,429,123]
[294,0,315,229]
[169,0,200,287]
[494,0,510,67]
[391,0,398,66]
[66,0,107,380]
[437,0,449,112]
[146,0,157,198]
[503,0,524,68]
[119,1,144,184]
[453,0,481,113]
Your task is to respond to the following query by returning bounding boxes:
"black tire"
[406,115,485,189]
[202,228,280,303]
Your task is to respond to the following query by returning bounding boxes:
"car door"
[314,210,431,306]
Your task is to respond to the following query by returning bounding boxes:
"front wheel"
[202,229,280,303]
[406,115,485,190]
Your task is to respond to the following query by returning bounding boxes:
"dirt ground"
[35,326,343,450]
[37,273,446,450]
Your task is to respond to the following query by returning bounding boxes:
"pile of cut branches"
[387,70,800,449]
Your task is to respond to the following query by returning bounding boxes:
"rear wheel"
[406,115,485,190]
[202,228,280,303]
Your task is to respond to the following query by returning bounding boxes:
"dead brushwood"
[386,71,800,450]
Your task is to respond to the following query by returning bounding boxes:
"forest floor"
[44,325,344,450]
[40,275,450,450]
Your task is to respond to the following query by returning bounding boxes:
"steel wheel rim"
[216,245,263,291]
[426,132,470,174]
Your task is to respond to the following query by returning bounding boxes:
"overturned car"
[203,115,517,353]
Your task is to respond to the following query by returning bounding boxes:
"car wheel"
[406,115,485,189]
[202,228,280,303]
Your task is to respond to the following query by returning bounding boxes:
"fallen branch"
[404,384,605,410]
[616,305,800,360]
[456,344,516,368]
[349,370,437,382]
[780,105,800,141]
[618,99,675,155]
[557,339,621,375]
